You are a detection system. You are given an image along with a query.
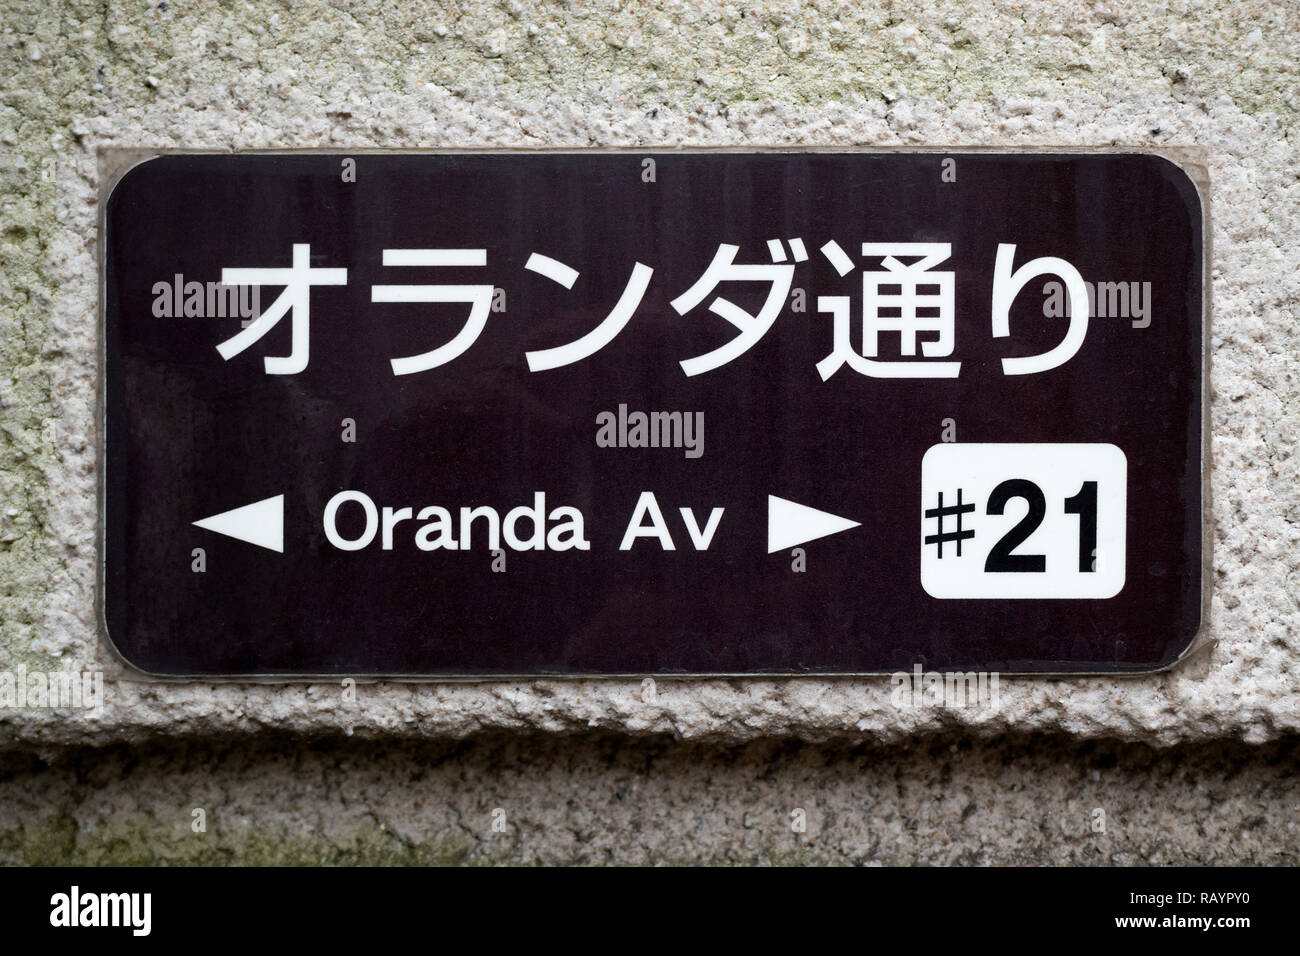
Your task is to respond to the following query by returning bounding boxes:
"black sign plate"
[102,152,1205,676]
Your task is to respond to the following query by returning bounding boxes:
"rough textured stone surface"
[2,733,1297,865]
[1,1,1298,752]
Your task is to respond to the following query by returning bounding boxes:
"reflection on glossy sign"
[101,152,1206,676]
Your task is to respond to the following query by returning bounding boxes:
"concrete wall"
[1,0,1297,863]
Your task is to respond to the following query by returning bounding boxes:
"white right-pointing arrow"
[767,495,860,553]
[193,494,284,553]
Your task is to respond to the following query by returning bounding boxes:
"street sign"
[100,151,1207,676]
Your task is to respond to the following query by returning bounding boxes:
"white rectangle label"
[920,443,1127,599]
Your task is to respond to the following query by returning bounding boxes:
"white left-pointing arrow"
[193,495,284,553]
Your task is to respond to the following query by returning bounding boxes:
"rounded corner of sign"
[96,622,169,681]
[1139,149,1196,176]
[1141,639,1202,677]
[1098,441,1129,470]
[920,442,950,469]
[1145,151,1209,232]
[1162,610,1212,673]
[919,568,949,601]
[1097,572,1126,601]
[101,153,169,217]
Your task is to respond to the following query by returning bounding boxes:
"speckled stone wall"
[1,1,1297,863]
